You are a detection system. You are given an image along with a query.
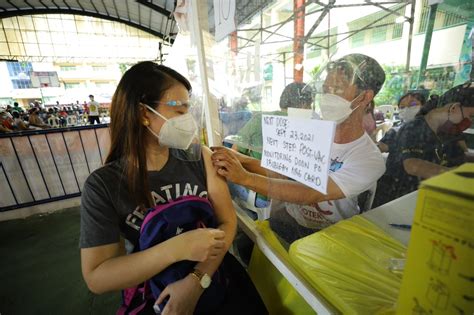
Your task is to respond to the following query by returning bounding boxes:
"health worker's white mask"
[320,93,362,124]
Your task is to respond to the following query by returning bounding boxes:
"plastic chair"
[47,116,59,127]
[67,115,77,126]
[377,105,395,119]
[241,190,271,220]
[229,182,271,220]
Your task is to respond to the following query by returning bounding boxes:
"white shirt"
[285,132,385,229]
[88,100,100,116]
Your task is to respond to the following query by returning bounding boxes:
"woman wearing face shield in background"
[377,92,426,153]
[79,62,266,315]
[372,82,474,208]
[212,54,386,244]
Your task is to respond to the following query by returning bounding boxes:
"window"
[351,31,366,48]
[95,82,111,88]
[64,82,81,89]
[392,23,403,39]
[12,80,33,89]
[7,61,33,77]
[442,11,465,28]
[92,66,107,71]
[7,61,33,89]
[371,25,387,43]
[60,65,76,71]
[349,4,405,45]
[417,0,465,33]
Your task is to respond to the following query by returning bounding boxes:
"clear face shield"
[144,95,203,162]
[178,95,204,161]
[312,59,367,123]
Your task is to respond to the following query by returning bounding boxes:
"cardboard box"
[396,163,474,315]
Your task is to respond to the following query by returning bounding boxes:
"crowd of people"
[0,95,108,133]
[71,56,472,314]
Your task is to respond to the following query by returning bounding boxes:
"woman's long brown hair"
[106,61,192,207]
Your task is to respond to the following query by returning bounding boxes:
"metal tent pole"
[189,1,220,146]
[417,1,441,87]
[405,0,416,87]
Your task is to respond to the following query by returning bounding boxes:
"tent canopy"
[0,0,177,42]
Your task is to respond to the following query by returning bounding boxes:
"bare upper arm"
[403,158,447,179]
[201,147,236,231]
[80,241,123,280]
[403,158,418,176]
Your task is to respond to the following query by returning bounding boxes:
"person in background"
[39,107,49,122]
[235,82,314,160]
[58,107,68,127]
[79,61,266,315]
[11,110,30,130]
[87,95,101,124]
[212,53,386,244]
[377,91,426,153]
[219,96,252,137]
[28,108,50,129]
[12,102,23,113]
[229,82,316,213]
[430,84,474,167]
[0,110,14,132]
[373,82,474,207]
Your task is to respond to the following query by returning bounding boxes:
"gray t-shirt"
[79,152,207,249]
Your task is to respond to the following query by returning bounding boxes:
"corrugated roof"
[0,0,178,42]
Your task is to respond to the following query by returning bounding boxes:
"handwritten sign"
[261,115,335,194]
[213,0,236,41]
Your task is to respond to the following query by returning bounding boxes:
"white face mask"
[144,105,198,150]
[319,93,361,124]
[398,106,420,123]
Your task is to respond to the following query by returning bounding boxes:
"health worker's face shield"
[312,59,367,123]
[144,95,203,162]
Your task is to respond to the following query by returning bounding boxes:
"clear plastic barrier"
[182,0,473,312]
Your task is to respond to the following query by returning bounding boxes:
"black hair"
[438,81,474,108]
[106,61,192,207]
[398,91,427,106]
[418,81,473,116]
[279,82,314,109]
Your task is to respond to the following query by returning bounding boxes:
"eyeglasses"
[400,101,421,108]
[153,100,191,108]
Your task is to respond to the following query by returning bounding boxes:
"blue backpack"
[117,196,227,315]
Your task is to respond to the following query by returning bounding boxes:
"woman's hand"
[210,147,251,185]
[173,228,226,262]
[155,274,203,315]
